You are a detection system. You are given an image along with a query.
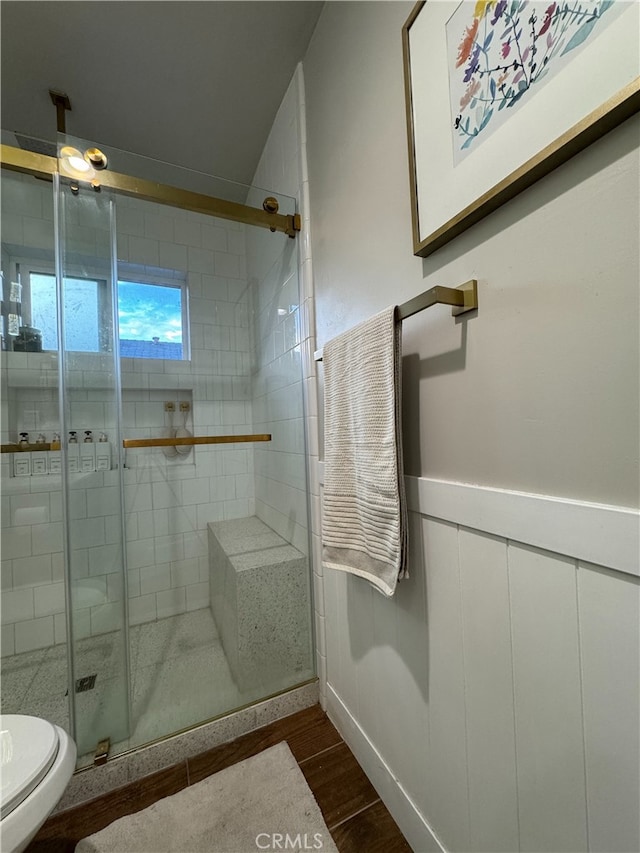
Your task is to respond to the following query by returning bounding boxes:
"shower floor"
[0,609,256,765]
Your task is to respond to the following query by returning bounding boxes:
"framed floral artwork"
[402,0,640,257]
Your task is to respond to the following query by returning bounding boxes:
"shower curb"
[55,680,319,813]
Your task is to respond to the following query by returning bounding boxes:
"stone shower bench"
[208,516,310,692]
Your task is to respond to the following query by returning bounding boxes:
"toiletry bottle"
[14,435,30,477]
[15,434,30,476]
[80,430,96,472]
[68,431,80,473]
[96,432,112,471]
[49,433,62,474]
[31,435,47,475]
[7,272,22,348]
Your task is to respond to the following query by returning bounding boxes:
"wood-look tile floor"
[28,704,412,853]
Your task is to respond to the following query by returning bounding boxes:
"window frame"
[117,264,190,361]
[25,266,110,353]
[10,255,190,360]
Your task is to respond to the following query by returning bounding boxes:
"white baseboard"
[326,684,446,853]
[317,463,639,578]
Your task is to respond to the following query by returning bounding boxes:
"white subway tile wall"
[247,67,323,699]
[246,68,312,558]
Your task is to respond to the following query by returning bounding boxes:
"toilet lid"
[0,715,59,819]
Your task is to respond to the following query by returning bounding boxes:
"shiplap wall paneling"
[458,528,519,852]
[577,562,640,853]
[348,574,377,742]
[322,565,342,700]
[379,510,430,810]
[423,517,471,852]
[370,569,402,765]
[508,543,588,852]
[336,572,358,715]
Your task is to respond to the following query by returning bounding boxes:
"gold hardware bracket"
[49,90,71,134]
[286,213,302,239]
[451,279,478,316]
[85,147,108,170]
[94,738,110,766]
[397,279,478,321]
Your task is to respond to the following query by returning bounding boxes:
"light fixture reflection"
[68,155,91,173]
[59,145,95,180]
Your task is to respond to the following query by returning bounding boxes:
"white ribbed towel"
[322,306,407,597]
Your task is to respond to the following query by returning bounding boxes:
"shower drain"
[75,674,97,693]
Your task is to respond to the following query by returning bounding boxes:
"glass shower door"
[55,143,130,761]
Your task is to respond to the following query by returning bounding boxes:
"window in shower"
[25,268,188,358]
[30,271,104,351]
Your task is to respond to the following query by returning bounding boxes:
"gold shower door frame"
[0,144,301,237]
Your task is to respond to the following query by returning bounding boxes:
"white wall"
[305,2,639,508]
[301,2,640,851]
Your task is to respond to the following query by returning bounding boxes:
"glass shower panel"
[56,155,130,761]
[3,134,315,761]
[105,153,314,750]
[0,168,70,732]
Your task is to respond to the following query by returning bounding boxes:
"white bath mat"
[75,741,338,853]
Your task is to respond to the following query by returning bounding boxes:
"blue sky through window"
[118,281,182,345]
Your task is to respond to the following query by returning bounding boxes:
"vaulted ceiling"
[1,1,323,186]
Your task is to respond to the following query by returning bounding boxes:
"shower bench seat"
[208,516,311,693]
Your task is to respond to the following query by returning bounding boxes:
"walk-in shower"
[0,130,314,767]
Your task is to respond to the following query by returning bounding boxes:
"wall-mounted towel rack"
[314,279,477,361]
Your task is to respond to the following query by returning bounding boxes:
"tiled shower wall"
[246,221,307,555]
[1,171,255,654]
[246,66,314,560]
[247,66,324,699]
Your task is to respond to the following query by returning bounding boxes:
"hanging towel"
[322,305,408,597]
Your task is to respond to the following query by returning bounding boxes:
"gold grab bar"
[1,434,271,453]
[122,434,271,449]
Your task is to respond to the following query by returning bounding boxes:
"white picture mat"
[409,0,640,243]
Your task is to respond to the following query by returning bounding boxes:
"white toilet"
[0,715,76,853]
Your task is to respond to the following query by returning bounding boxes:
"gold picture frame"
[402,0,640,258]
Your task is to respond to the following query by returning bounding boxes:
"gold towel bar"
[314,280,478,362]
[397,279,477,320]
